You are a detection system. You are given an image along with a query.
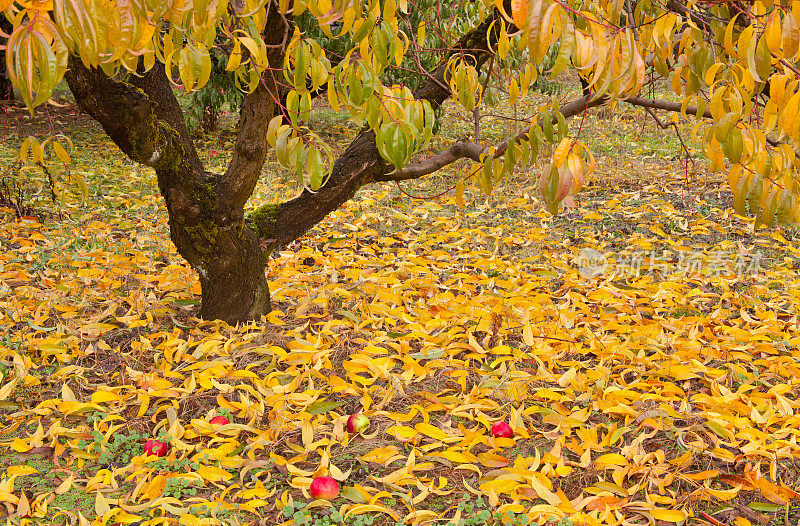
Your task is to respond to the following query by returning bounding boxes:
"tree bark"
[0,16,14,103]
[64,2,289,324]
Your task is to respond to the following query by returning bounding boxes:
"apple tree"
[2,0,799,323]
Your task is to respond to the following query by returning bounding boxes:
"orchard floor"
[2,91,800,526]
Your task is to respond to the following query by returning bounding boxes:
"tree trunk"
[0,16,14,103]
[63,2,288,324]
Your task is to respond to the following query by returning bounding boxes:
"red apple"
[347,413,370,433]
[209,416,229,425]
[309,476,340,499]
[491,421,514,438]
[143,438,168,457]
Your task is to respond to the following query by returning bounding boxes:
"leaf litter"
[2,103,800,526]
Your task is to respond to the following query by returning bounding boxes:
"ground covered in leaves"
[2,90,800,526]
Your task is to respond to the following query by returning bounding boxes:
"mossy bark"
[64,3,289,324]
[65,59,274,323]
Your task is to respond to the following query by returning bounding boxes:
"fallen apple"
[143,438,168,457]
[347,413,370,433]
[491,421,514,439]
[209,416,229,425]
[309,476,340,499]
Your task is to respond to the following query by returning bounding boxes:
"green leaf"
[306,148,327,191]
[294,42,308,91]
[378,122,413,168]
[748,502,784,513]
[408,349,445,360]
[306,400,345,415]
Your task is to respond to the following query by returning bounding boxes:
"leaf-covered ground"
[2,90,800,526]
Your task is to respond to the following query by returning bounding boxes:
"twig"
[780,58,800,77]
[473,53,496,144]
[642,105,695,187]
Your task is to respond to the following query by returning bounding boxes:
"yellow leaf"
[95,491,111,517]
[197,465,233,482]
[522,321,534,346]
[478,452,510,468]
[346,503,401,521]
[528,474,561,506]
[468,331,486,353]
[16,492,30,518]
[7,465,38,477]
[765,12,783,54]
[480,478,520,496]
[438,450,476,464]
[360,446,402,466]
[0,380,17,401]
[585,495,626,511]
[705,486,740,501]
[454,178,465,209]
[552,138,571,167]
[239,499,270,513]
[587,481,628,495]
[55,474,74,495]
[142,474,167,499]
[414,422,450,442]
[91,390,121,403]
[595,453,628,468]
[681,470,719,481]
[10,437,32,453]
[651,509,688,522]
[51,140,71,163]
[79,323,117,335]
[385,425,419,441]
[328,463,351,481]
[111,510,142,524]
[664,364,698,381]
[511,0,528,29]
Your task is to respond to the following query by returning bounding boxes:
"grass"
[0,452,96,519]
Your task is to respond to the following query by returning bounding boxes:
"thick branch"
[0,16,13,102]
[624,95,712,119]
[389,138,485,181]
[128,63,204,174]
[223,0,290,208]
[254,3,512,248]
[386,92,606,182]
[65,56,200,178]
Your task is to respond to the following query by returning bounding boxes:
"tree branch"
[253,2,513,248]
[623,95,711,119]
[128,62,205,174]
[642,105,694,168]
[221,0,291,209]
[627,95,800,159]
[65,56,200,178]
[388,138,485,181]
[665,0,715,32]
[383,92,606,182]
